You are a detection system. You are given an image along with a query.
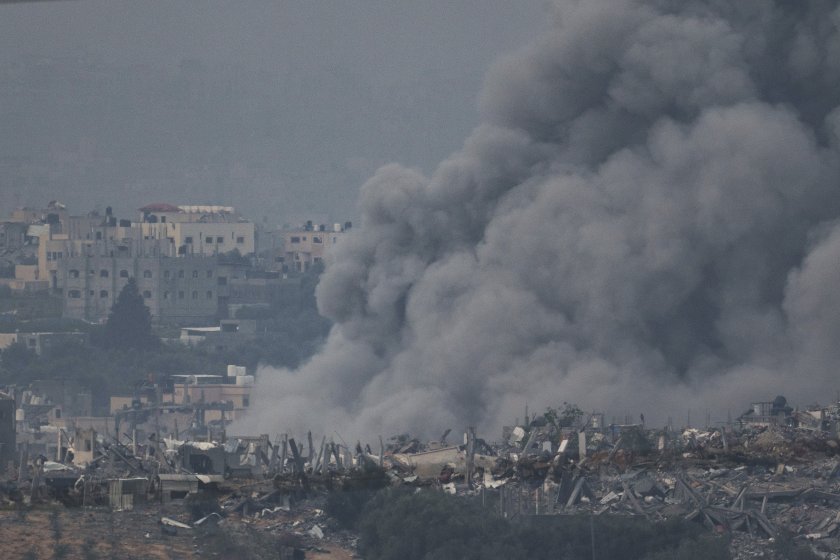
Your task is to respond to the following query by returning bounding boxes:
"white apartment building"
[139,204,255,257]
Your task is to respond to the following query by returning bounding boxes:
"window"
[243,397,249,407]
[206,270,213,278]
[164,270,170,279]
[206,290,213,299]
[217,276,227,286]
[163,291,169,300]
[206,237,213,244]
[185,236,193,244]
[100,269,109,278]
[119,270,129,278]
[192,270,198,278]
[178,270,184,278]
[178,291,185,299]
[143,290,151,299]
[69,269,80,279]
[100,290,108,298]
[68,290,81,298]
[236,236,244,244]
[313,236,322,244]
[290,236,300,243]
[192,290,198,299]
[28,338,36,347]
[143,270,152,278]
[216,236,224,244]
[89,290,94,296]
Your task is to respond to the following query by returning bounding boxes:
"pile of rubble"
[360,421,840,558]
[8,396,840,558]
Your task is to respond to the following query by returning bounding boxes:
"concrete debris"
[308,524,324,539]
[160,517,192,530]
[324,398,840,558]
[6,394,840,558]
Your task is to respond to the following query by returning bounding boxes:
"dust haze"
[240,0,840,440]
[0,0,546,223]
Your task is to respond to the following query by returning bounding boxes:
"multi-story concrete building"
[61,248,230,324]
[26,202,255,324]
[139,204,255,257]
[37,212,140,291]
[282,221,350,273]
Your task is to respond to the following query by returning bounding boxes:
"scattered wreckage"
[5,395,840,558]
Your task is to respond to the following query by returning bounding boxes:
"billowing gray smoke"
[240,0,840,439]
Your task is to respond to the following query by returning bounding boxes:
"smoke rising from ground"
[240,0,840,439]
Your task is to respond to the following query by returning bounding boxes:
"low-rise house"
[178,319,258,351]
[0,331,88,356]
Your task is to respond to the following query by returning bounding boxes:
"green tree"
[356,491,730,560]
[101,278,157,350]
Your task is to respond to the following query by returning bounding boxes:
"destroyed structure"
[2,391,840,558]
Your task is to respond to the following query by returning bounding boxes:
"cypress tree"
[104,278,157,350]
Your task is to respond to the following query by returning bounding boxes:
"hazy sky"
[0,0,551,225]
[239,0,840,439]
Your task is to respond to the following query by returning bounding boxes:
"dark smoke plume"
[240,0,840,438]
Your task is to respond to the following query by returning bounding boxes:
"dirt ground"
[308,544,355,560]
[0,506,198,560]
[0,505,358,560]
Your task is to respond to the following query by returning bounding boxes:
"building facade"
[0,331,88,355]
[27,202,256,325]
[282,221,350,272]
[61,252,230,324]
[139,204,255,257]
